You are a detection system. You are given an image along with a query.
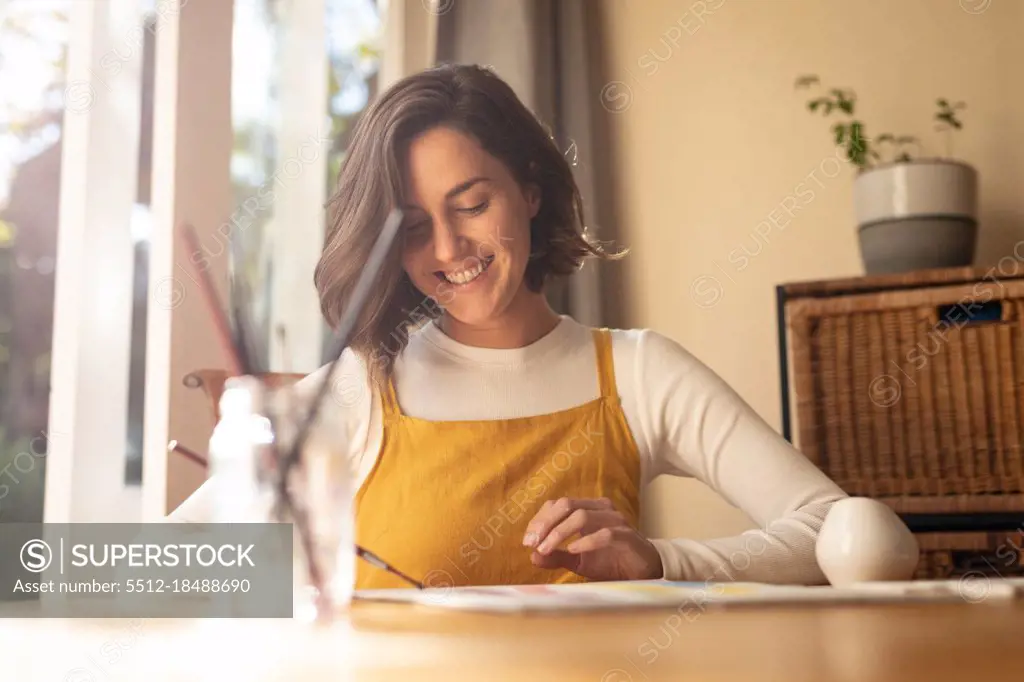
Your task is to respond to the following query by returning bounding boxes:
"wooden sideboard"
[776,266,1024,579]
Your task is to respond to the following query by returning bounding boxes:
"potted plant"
[796,75,977,275]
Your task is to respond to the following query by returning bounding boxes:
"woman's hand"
[522,497,663,581]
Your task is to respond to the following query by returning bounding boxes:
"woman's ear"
[524,161,542,219]
[524,182,541,219]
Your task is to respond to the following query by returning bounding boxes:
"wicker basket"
[782,267,1024,514]
[914,530,1024,580]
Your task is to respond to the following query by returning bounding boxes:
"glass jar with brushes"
[208,375,356,622]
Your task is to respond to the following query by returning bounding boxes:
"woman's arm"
[636,330,847,585]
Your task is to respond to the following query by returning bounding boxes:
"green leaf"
[937,98,949,107]
[808,100,820,112]
[847,129,864,153]
[833,123,846,144]
[795,75,820,89]
[825,88,855,114]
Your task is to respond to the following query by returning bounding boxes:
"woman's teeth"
[441,257,493,285]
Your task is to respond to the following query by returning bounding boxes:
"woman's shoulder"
[600,325,726,392]
[294,347,367,387]
[602,325,695,363]
[605,325,739,405]
[291,347,376,414]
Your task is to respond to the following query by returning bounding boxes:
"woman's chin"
[442,292,513,328]
[444,305,501,327]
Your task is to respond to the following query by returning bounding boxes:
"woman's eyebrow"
[445,176,491,200]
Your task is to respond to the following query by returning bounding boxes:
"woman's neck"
[438,290,561,349]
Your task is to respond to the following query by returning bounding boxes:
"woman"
[171,63,847,589]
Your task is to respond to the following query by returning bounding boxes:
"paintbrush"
[176,211,423,595]
[281,208,404,467]
[356,547,424,589]
[168,440,206,467]
[228,232,263,373]
[179,223,248,375]
[166,437,423,589]
[272,208,404,600]
[175,221,337,591]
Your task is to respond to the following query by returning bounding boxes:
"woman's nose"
[431,221,462,263]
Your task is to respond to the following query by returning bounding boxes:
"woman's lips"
[436,254,495,285]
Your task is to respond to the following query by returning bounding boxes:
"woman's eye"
[458,201,488,215]
[403,221,430,240]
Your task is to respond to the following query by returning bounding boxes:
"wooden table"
[5,599,1024,681]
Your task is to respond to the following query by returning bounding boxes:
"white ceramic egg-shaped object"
[815,497,920,586]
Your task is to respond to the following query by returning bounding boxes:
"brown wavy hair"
[314,63,620,387]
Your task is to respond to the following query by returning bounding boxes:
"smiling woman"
[171,63,852,591]
[313,64,618,381]
[399,130,556,340]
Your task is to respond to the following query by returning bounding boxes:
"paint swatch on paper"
[354,578,1023,613]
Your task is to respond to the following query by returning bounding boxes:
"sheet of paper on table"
[353,578,1024,613]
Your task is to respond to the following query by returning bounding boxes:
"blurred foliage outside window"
[0,0,386,519]
[230,0,383,368]
[0,0,69,522]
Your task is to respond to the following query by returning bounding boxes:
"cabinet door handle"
[936,300,1004,326]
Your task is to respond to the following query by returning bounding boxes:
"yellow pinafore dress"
[354,328,641,588]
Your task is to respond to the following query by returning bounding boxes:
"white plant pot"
[854,160,978,274]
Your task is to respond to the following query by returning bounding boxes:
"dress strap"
[591,328,618,400]
[379,377,402,420]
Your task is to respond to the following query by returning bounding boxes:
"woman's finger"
[566,527,617,554]
[529,548,580,572]
[536,509,622,555]
[522,497,614,548]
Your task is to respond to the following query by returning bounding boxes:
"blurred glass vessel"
[208,375,356,621]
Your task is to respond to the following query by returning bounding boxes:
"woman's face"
[400,126,539,326]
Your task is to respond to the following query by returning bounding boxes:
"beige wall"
[594,0,1024,539]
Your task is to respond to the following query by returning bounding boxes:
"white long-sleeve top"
[169,316,847,584]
